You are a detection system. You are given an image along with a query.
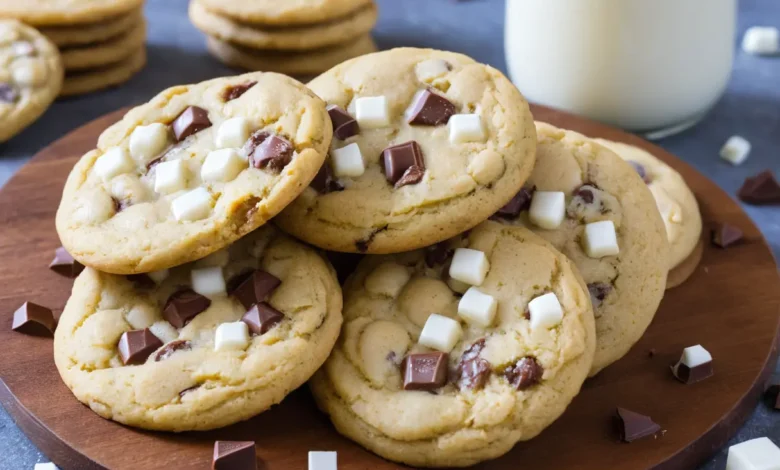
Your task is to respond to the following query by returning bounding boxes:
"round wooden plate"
[0,105,778,470]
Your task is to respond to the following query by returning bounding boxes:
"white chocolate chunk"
[154,159,189,194]
[215,117,251,149]
[201,148,246,183]
[449,248,490,286]
[582,220,620,258]
[416,59,451,82]
[458,287,497,327]
[94,147,134,181]
[364,262,411,297]
[726,437,780,470]
[214,321,249,351]
[529,191,566,229]
[148,269,170,283]
[171,187,212,221]
[149,321,179,343]
[720,135,751,166]
[528,292,564,330]
[34,463,60,470]
[308,451,338,470]
[448,114,485,144]
[330,143,365,177]
[129,123,169,163]
[355,96,390,128]
[418,313,462,352]
[742,26,779,56]
[191,266,226,297]
[11,59,45,86]
[677,344,712,368]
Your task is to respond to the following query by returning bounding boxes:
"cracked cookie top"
[53,226,343,431]
[275,48,537,254]
[310,221,595,468]
[56,72,332,274]
[494,122,668,375]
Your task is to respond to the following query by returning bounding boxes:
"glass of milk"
[505,0,736,138]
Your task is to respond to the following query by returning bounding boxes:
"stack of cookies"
[189,0,378,77]
[45,47,703,468]
[0,0,147,96]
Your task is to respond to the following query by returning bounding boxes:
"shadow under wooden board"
[0,105,778,470]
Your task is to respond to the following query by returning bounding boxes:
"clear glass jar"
[505,0,736,136]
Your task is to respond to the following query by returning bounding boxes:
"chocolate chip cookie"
[310,221,595,467]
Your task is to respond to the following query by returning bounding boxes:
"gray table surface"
[1,0,778,468]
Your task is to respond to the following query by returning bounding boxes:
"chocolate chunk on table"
[163,289,211,328]
[222,81,256,102]
[172,105,212,141]
[402,352,448,391]
[765,383,780,410]
[738,170,780,205]
[117,328,163,365]
[228,270,281,310]
[407,88,456,126]
[381,141,425,187]
[671,344,714,384]
[712,223,743,248]
[242,303,284,335]
[11,302,56,336]
[212,441,257,470]
[49,246,84,278]
[615,407,661,442]
[327,104,360,140]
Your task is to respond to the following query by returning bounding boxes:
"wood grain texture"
[0,105,778,470]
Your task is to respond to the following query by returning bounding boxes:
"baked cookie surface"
[0,19,63,142]
[0,0,143,26]
[40,8,142,47]
[311,221,595,467]
[60,47,146,96]
[197,0,373,26]
[276,48,537,254]
[495,123,668,375]
[54,227,343,431]
[56,72,332,274]
[59,19,146,70]
[592,139,702,274]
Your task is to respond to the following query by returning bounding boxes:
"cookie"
[206,35,378,76]
[197,0,373,26]
[40,8,142,47]
[0,0,142,26]
[0,19,63,142]
[275,48,537,254]
[494,123,668,376]
[60,47,145,97]
[592,139,703,283]
[190,0,377,51]
[310,221,596,467]
[54,226,343,431]
[56,71,333,274]
[60,20,146,71]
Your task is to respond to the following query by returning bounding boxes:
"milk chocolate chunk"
[425,243,452,268]
[245,131,294,172]
[163,289,211,328]
[395,165,425,188]
[494,187,534,219]
[627,161,651,183]
[407,88,456,126]
[212,441,257,470]
[310,163,344,194]
[327,104,360,140]
[118,328,163,365]
[457,339,491,391]
[381,141,425,186]
[712,223,743,248]
[172,106,211,141]
[154,340,192,361]
[402,352,448,391]
[765,383,780,410]
[11,302,56,336]
[504,356,543,390]
[229,270,281,310]
[587,282,612,307]
[241,303,284,335]
[127,273,155,289]
[573,186,595,204]
[615,407,661,442]
[738,170,780,205]
[0,83,19,103]
[222,81,257,102]
[49,246,84,278]
[671,345,714,384]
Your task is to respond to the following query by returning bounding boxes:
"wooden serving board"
[0,105,778,470]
